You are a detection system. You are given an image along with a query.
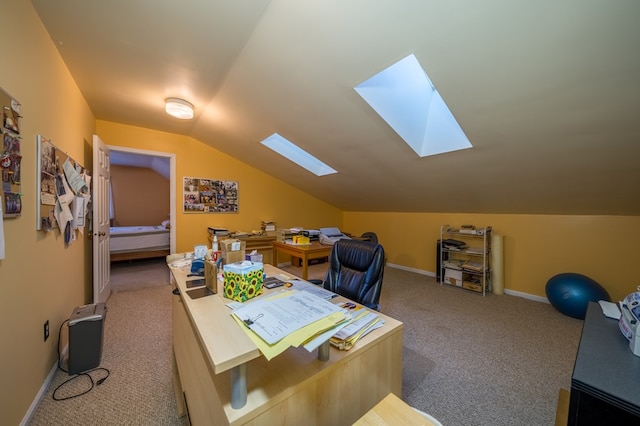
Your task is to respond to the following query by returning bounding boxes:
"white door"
[92,135,111,304]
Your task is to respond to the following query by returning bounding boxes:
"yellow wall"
[4,1,640,424]
[344,212,640,301]
[0,2,95,424]
[95,121,343,254]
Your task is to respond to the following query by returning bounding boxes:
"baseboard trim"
[504,288,549,303]
[386,263,435,277]
[21,360,58,426]
[385,263,549,303]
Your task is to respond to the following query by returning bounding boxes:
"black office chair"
[316,239,385,311]
[360,232,378,244]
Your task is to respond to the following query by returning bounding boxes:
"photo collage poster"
[183,177,238,213]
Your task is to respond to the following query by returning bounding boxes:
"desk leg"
[230,363,247,409]
[301,254,309,280]
[318,340,330,361]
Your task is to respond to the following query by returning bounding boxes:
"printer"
[319,227,350,246]
[619,291,640,357]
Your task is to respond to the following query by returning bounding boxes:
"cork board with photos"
[1,87,22,218]
[36,135,90,244]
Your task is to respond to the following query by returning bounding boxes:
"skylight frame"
[260,133,337,176]
[354,54,472,157]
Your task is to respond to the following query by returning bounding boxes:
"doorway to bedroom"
[108,146,176,292]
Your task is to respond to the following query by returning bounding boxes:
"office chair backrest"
[360,232,378,245]
[323,239,385,310]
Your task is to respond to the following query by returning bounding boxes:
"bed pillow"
[161,219,171,229]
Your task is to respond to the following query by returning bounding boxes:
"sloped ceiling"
[31,0,640,215]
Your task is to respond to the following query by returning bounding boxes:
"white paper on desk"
[333,312,382,340]
[303,313,352,351]
[288,279,337,300]
[232,291,342,345]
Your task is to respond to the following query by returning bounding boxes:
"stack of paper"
[330,308,384,351]
[231,290,348,360]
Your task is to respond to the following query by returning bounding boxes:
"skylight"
[260,133,337,176]
[354,54,472,157]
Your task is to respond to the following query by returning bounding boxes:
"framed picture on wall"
[183,176,238,213]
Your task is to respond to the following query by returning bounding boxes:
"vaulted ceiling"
[31,1,640,215]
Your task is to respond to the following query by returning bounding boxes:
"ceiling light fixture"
[165,98,194,119]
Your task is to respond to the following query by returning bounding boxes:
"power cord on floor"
[52,318,110,401]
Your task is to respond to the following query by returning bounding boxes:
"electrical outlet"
[44,320,49,342]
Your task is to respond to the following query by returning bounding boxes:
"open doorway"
[108,146,176,292]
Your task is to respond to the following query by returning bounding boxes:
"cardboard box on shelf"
[444,268,463,287]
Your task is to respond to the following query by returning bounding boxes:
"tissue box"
[246,252,263,263]
[221,238,246,265]
[223,261,264,302]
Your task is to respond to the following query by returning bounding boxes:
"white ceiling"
[31,0,640,215]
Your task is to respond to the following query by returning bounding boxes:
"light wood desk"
[272,241,333,280]
[170,263,403,426]
[354,393,440,426]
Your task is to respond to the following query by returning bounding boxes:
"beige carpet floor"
[28,258,582,425]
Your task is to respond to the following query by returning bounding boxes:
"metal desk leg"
[230,363,247,409]
[318,340,330,361]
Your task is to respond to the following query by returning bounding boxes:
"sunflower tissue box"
[223,261,264,302]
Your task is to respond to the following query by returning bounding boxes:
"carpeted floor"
[29,259,184,425]
[29,259,582,425]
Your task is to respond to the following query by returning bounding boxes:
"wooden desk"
[169,263,403,426]
[273,241,333,280]
[354,393,440,425]
[209,234,277,265]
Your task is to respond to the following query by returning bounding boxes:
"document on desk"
[232,291,343,345]
[288,279,337,300]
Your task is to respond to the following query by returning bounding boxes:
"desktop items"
[619,290,640,357]
[204,260,218,294]
[223,261,264,302]
[220,238,246,264]
[319,227,350,245]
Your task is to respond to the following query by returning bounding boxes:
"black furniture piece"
[68,303,107,375]
[360,232,379,245]
[317,239,385,311]
[569,302,640,425]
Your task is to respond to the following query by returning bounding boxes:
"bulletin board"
[36,135,90,245]
[1,87,22,218]
[183,176,238,213]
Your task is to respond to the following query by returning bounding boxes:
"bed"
[110,223,170,262]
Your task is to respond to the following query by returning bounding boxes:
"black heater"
[67,303,107,375]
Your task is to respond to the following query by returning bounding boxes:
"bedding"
[110,225,170,261]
